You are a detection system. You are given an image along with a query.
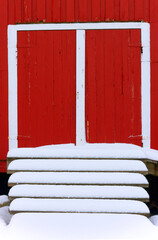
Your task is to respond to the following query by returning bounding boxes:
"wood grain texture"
[85,30,141,145]
[17,31,76,147]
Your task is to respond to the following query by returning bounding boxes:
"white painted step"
[9,198,150,215]
[8,185,149,201]
[8,172,148,186]
[7,159,148,173]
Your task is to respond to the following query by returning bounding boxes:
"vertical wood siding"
[85,30,142,146]
[6,0,151,24]
[17,30,76,147]
[0,0,157,172]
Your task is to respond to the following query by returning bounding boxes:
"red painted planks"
[18,30,76,147]
[85,31,97,142]
[85,29,141,145]
[23,0,32,22]
[104,31,115,142]
[120,0,129,21]
[128,0,135,20]
[113,31,124,143]
[135,0,144,21]
[8,0,15,24]
[60,0,66,22]
[78,0,88,22]
[150,0,158,22]
[128,30,142,146]
[143,0,150,22]
[0,71,8,159]
[45,0,52,22]
[17,32,35,147]
[0,0,8,70]
[95,31,105,142]
[150,23,158,62]
[121,30,131,144]
[32,0,37,22]
[105,0,115,21]
[0,0,8,161]
[66,0,75,22]
[7,0,152,25]
[100,0,106,21]
[114,0,120,21]
[91,0,101,22]
[52,0,61,22]
[37,0,46,22]
[14,0,22,23]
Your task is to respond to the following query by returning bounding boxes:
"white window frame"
[8,22,150,149]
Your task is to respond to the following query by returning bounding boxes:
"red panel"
[143,0,150,22]
[86,29,141,145]
[150,0,158,22]
[114,31,125,143]
[23,0,32,22]
[87,0,92,21]
[0,71,8,159]
[105,0,114,21]
[114,0,120,21]
[100,0,106,21]
[120,0,129,21]
[15,0,22,23]
[128,30,142,146]
[0,0,8,162]
[150,23,158,62]
[61,0,66,22]
[37,0,46,22]
[85,31,97,142]
[52,0,61,22]
[46,0,52,22]
[135,0,144,21]
[0,0,8,70]
[128,0,135,20]
[18,30,76,147]
[91,0,101,22]
[8,0,15,24]
[66,0,75,22]
[95,31,105,142]
[32,0,37,22]
[104,31,115,142]
[78,0,88,22]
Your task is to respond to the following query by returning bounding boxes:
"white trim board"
[8,22,150,149]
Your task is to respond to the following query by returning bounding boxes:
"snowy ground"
[0,201,158,240]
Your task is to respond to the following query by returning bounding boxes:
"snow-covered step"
[8,185,149,202]
[9,198,150,216]
[0,195,9,207]
[7,159,148,174]
[8,172,148,187]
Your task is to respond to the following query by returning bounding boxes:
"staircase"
[7,157,150,216]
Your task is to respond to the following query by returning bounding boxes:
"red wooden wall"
[1,0,158,172]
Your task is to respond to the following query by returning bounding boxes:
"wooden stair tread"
[9,198,150,216]
[8,185,149,201]
[8,172,148,187]
[7,159,148,174]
